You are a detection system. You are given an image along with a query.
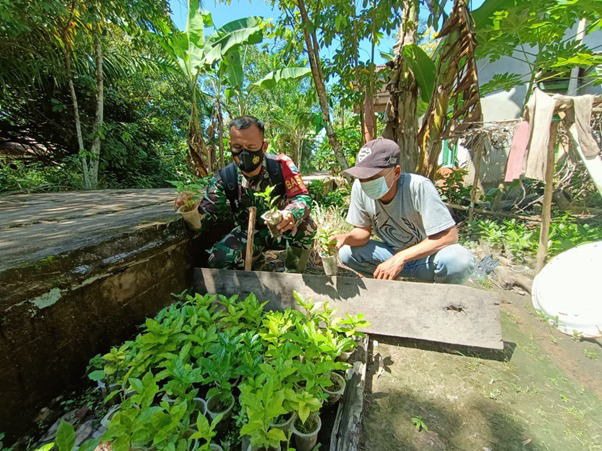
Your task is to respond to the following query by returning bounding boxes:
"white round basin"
[532,241,602,338]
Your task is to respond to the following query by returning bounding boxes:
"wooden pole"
[245,207,257,271]
[536,121,559,273]
[469,137,483,221]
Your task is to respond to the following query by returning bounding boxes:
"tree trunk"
[188,85,209,177]
[296,137,303,168]
[217,99,225,168]
[89,22,104,189]
[382,0,419,172]
[296,0,349,175]
[63,31,90,189]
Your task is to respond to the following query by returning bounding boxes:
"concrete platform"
[0,189,197,439]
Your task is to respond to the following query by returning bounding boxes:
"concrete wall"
[0,190,233,442]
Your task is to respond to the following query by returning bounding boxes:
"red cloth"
[505,121,530,182]
[277,154,308,197]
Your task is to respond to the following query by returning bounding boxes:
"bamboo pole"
[536,121,559,273]
[468,139,483,220]
[245,207,257,271]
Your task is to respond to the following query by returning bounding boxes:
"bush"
[461,214,602,263]
[307,179,350,211]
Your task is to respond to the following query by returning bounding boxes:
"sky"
[167,0,486,69]
[169,0,397,66]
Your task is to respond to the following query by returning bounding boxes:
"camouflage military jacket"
[198,154,312,228]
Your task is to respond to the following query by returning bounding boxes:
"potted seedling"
[239,373,287,451]
[201,353,236,434]
[323,371,346,405]
[254,185,282,238]
[188,411,224,451]
[286,390,322,451]
[170,180,203,230]
[315,229,338,276]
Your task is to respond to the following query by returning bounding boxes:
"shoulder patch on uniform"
[279,157,308,197]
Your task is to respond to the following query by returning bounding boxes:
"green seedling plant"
[84,288,372,450]
[411,416,429,432]
[284,389,321,429]
[315,229,338,257]
[239,373,288,449]
[332,313,370,339]
[237,293,269,332]
[253,184,281,214]
[169,180,203,212]
[189,412,224,451]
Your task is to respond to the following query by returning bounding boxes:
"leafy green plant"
[462,214,602,263]
[315,228,338,257]
[189,411,224,450]
[411,416,428,432]
[86,290,369,450]
[169,180,203,212]
[332,313,370,339]
[239,373,288,449]
[284,389,321,426]
[436,168,471,206]
[253,184,281,213]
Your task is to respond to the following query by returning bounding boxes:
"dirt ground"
[360,286,602,451]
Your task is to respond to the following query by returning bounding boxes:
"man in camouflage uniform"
[176,116,316,273]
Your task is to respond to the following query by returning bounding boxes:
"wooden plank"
[330,336,368,451]
[193,268,503,350]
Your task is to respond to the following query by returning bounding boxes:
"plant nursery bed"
[18,291,370,451]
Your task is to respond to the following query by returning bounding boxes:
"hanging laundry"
[570,95,600,159]
[504,121,530,182]
[524,89,557,181]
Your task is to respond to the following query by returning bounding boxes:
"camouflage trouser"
[207,217,317,270]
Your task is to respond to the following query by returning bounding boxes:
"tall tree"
[382,0,421,172]
[273,0,350,173]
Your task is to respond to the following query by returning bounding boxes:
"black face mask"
[235,148,264,173]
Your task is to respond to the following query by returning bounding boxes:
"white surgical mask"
[361,170,395,200]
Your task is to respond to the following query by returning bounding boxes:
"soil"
[360,283,602,451]
[295,413,319,435]
[328,373,344,392]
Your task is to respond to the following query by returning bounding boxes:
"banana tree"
[416,0,483,180]
[163,8,264,176]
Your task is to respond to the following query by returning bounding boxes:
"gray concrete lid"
[0,189,179,272]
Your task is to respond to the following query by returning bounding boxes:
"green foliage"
[313,124,362,173]
[89,290,368,449]
[308,180,350,211]
[253,184,281,212]
[56,420,75,451]
[315,229,338,257]
[0,160,84,194]
[411,416,428,432]
[436,168,472,206]
[249,67,312,91]
[402,44,436,104]
[168,180,205,211]
[474,0,602,99]
[462,214,602,262]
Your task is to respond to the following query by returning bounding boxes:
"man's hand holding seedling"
[276,210,297,235]
[174,191,200,212]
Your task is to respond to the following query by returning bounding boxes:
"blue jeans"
[339,240,475,284]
